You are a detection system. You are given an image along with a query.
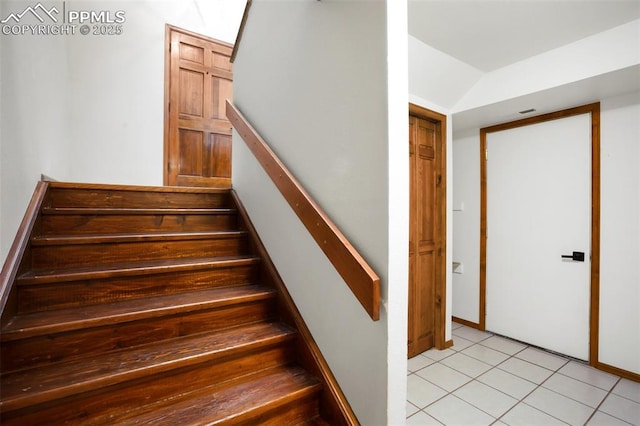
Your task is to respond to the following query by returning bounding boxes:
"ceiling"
[408,0,640,130]
[408,0,640,72]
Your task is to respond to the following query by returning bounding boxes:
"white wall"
[451,91,640,374]
[387,1,409,423]
[454,19,640,113]
[0,1,4,257]
[231,1,392,424]
[409,35,482,111]
[451,128,480,323]
[0,0,245,263]
[599,91,640,374]
[1,8,72,260]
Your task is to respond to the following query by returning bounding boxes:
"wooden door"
[164,26,233,187]
[408,109,446,358]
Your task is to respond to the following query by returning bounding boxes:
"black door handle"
[561,251,585,262]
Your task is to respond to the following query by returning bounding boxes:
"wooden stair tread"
[117,365,321,425]
[2,284,275,341]
[31,230,246,245]
[48,182,231,194]
[18,255,260,285]
[0,321,297,413]
[302,418,333,426]
[41,207,237,215]
[1,183,343,424]
[45,184,232,210]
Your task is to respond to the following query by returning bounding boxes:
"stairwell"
[0,182,344,425]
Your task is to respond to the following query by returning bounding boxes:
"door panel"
[166,27,233,187]
[178,130,203,176]
[179,69,204,116]
[408,116,437,357]
[486,114,591,360]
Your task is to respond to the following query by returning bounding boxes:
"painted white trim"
[387,2,409,424]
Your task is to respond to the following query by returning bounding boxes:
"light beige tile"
[423,347,456,362]
[453,326,493,343]
[477,368,537,400]
[407,374,448,409]
[524,387,595,426]
[499,357,554,384]
[451,335,475,351]
[558,361,618,390]
[416,362,473,392]
[515,347,569,371]
[542,373,608,408]
[501,403,566,426]
[480,335,527,355]
[612,378,640,404]
[454,380,518,418]
[441,352,493,378]
[599,393,640,425]
[586,411,632,426]
[425,394,495,426]
[406,410,443,425]
[406,400,420,417]
[408,354,435,373]
[462,344,511,366]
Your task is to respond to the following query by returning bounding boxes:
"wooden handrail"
[0,181,49,324]
[227,101,380,321]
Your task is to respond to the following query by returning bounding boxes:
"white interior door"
[486,113,591,360]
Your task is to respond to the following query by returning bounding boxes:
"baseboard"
[595,361,640,383]
[452,316,481,330]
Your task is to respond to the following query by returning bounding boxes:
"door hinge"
[485,148,488,161]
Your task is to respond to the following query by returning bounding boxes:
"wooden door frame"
[409,103,449,350]
[479,102,600,366]
[163,24,234,187]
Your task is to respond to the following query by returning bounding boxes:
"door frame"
[409,103,449,350]
[479,102,601,365]
[163,24,234,187]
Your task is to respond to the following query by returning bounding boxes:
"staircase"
[0,183,347,425]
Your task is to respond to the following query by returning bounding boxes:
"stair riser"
[46,188,232,209]
[1,345,295,425]
[112,367,321,425]
[249,396,321,426]
[1,184,334,425]
[2,301,277,372]
[41,213,238,235]
[17,265,259,313]
[31,237,248,269]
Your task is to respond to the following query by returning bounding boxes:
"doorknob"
[561,251,585,262]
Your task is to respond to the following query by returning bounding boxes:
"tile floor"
[407,322,640,425]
